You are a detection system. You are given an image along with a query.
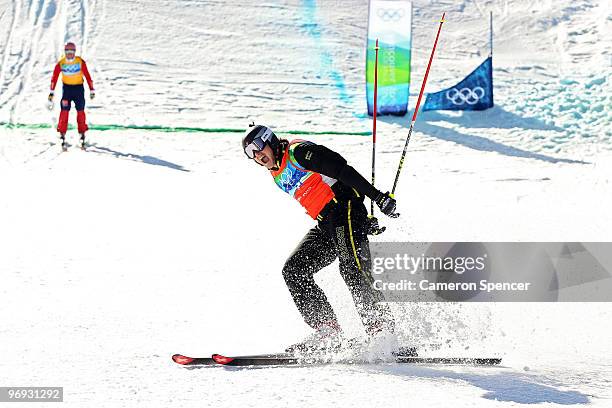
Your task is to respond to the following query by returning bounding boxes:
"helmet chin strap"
[273,141,287,170]
[272,152,280,171]
[264,154,279,171]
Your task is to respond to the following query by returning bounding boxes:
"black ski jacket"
[291,142,379,202]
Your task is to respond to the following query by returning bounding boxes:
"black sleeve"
[293,142,380,200]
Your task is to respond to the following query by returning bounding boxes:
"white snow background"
[0,0,611,407]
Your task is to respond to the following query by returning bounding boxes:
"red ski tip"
[212,354,235,365]
[172,354,194,365]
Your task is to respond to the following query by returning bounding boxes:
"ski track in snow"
[1,0,612,407]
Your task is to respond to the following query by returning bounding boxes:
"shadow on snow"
[378,106,588,165]
[88,144,189,172]
[370,365,590,405]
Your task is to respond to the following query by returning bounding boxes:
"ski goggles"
[244,137,266,159]
[243,127,274,159]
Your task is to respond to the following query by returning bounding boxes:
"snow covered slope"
[1,0,611,407]
[1,0,610,154]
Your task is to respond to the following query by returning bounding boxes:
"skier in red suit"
[48,42,95,150]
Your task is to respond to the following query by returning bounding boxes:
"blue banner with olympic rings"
[422,57,493,111]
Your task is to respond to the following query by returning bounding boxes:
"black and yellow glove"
[367,215,386,235]
[375,191,399,218]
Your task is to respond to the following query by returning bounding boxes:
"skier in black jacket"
[242,124,398,351]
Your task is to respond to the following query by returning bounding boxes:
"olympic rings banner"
[366,0,412,116]
[423,56,494,111]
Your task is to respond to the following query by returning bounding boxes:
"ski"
[172,353,501,367]
[172,354,216,366]
[395,356,502,365]
[211,353,299,366]
[172,353,291,366]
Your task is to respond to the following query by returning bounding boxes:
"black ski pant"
[282,198,394,334]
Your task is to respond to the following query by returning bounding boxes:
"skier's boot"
[285,321,343,354]
[60,133,68,151]
[79,133,86,150]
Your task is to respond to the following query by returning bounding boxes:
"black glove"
[375,191,399,218]
[48,92,54,102]
[367,215,386,235]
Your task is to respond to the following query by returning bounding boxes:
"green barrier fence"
[0,122,371,136]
